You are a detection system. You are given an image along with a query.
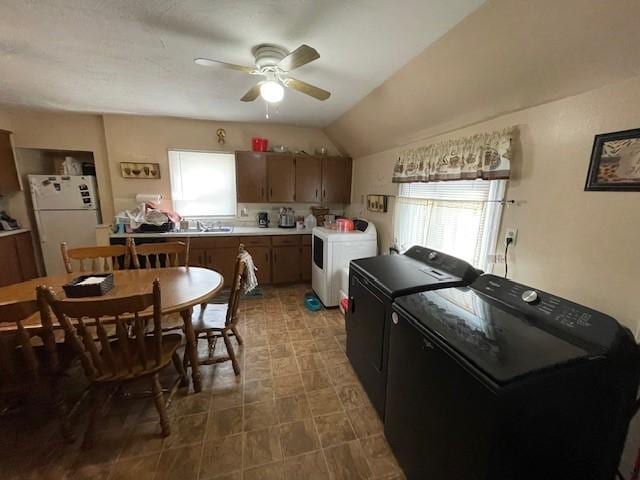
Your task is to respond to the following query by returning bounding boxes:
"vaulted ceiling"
[0,0,484,126]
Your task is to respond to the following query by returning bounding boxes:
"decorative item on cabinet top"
[367,194,388,213]
[120,162,160,179]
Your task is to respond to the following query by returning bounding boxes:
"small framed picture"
[120,162,161,179]
[585,128,640,191]
[367,194,388,213]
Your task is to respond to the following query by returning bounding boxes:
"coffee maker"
[257,211,269,228]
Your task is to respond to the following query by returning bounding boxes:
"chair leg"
[51,376,74,443]
[151,373,171,437]
[82,387,106,449]
[172,351,189,388]
[222,330,241,376]
[231,326,244,346]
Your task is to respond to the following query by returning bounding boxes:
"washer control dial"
[521,290,539,304]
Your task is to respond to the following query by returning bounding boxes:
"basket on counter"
[311,207,330,226]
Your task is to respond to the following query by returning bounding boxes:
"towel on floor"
[240,250,258,294]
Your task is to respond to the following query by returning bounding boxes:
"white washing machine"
[312,219,377,307]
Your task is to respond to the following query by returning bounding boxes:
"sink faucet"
[196,220,207,232]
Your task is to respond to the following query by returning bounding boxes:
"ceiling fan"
[195,43,330,104]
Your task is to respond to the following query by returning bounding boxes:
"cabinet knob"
[391,312,399,325]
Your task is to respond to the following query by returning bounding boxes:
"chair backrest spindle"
[61,242,130,274]
[38,279,162,381]
[129,239,190,269]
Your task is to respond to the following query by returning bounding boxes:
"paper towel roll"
[135,193,163,206]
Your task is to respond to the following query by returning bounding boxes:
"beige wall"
[345,74,640,336]
[0,109,338,226]
[0,109,114,221]
[102,114,338,213]
[326,0,640,159]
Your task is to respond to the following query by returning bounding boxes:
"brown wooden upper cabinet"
[235,151,267,203]
[0,130,21,195]
[322,156,352,204]
[267,155,295,202]
[235,151,351,204]
[294,156,322,203]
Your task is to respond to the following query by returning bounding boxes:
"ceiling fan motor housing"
[252,44,288,70]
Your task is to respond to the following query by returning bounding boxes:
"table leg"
[180,307,201,393]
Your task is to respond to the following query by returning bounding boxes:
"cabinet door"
[272,246,301,284]
[300,245,312,282]
[236,152,267,203]
[322,157,352,203]
[0,131,20,195]
[294,156,322,203]
[0,236,22,287]
[209,247,240,287]
[190,248,208,267]
[267,155,295,202]
[249,246,271,285]
[15,232,38,281]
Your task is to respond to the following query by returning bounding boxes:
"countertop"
[110,226,312,238]
[0,228,30,238]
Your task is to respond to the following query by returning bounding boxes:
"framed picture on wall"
[585,128,640,191]
[366,194,388,213]
[120,162,161,179]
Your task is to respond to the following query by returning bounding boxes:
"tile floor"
[1,284,405,480]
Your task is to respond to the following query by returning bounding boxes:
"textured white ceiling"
[0,0,484,126]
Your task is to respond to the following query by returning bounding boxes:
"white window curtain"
[168,150,236,217]
[394,180,505,271]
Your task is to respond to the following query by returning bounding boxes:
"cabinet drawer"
[241,236,271,247]
[191,236,240,249]
[272,235,301,246]
[302,235,312,245]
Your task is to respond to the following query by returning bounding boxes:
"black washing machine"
[346,246,480,419]
[386,274,640,480]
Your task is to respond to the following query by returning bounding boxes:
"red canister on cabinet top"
[251,137,269,152]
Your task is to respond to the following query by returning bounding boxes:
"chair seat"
[192,304,229,333]
[94,333,182,382]
[0,342,76,396]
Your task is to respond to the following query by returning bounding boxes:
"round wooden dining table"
[0,266,223,393]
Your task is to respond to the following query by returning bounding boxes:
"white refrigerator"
[29,175,101,276]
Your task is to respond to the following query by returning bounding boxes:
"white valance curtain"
[392,127,516,183]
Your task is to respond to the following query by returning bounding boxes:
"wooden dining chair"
[0,295,74,443]
[129,238,190,269]
[61,241,131,274]
[38,279,187,448]
[185,246,248,375]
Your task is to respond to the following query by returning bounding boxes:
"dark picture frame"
[585,128,640,191]
[366,194,388,213]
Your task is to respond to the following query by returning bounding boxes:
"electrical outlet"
[505,228,518,246]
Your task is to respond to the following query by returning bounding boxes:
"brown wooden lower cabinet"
[0,231,38,287]
[301,245,312,282]
[272,246,301,284]
[250,246,271,285]
[122,234,312,286]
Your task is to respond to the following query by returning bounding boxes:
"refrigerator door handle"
[35,214,47,243]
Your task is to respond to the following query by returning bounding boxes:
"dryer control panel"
[471,274,626,351]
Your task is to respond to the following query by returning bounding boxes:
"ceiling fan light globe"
[260,81,284,103]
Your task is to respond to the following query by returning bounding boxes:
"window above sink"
[168,150,236,217]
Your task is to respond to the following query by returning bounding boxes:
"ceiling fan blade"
[278,45,320,71]
[241,84,262,102]
[194,58,259,75]
[283,77,331,101]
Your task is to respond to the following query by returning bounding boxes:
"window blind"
[168,150,237,217]
[395,180,505,270]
